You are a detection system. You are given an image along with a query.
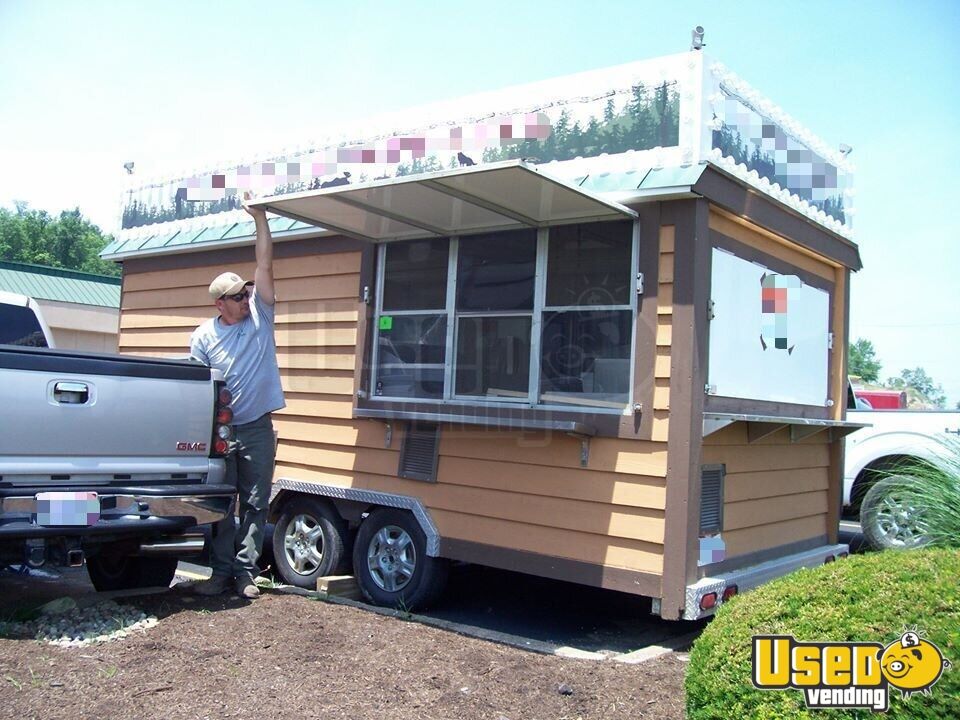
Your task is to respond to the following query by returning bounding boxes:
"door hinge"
[636,272,644,296]
[827,332,834,350]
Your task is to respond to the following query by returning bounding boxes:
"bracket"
[384,422,393,448]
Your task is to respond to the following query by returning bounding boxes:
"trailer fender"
[269,478,441,557]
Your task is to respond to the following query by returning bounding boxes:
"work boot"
[235,574,260,599]
[190,574,231,596]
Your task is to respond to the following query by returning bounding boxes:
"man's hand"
[240,191,267,220]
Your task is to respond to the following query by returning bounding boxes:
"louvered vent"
[398,422,440,482]
[699,464,726,535]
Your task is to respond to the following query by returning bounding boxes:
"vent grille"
[398,423,440,482]
[700,464,726,535]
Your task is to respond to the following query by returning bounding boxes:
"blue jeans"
[209,413,276,579]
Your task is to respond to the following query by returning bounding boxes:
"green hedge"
[685,548,959,719]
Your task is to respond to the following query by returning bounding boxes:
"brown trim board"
[711,230,835,294]
[353,244,377,404]
[659,198,711,620]
[621,202,661,440]
[693,165,862,271]
[440,538,662,598]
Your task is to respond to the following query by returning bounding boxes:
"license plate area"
[34,491,100,526]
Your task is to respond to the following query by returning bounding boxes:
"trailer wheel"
[352,508,448,610]
[860,475,930,550]
[87,553,178,592]
[272,496,348,589]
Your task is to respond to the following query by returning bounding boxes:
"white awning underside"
[248,160,637,243]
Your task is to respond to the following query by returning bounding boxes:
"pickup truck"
[0,291,236,591]
[844,385,960,549]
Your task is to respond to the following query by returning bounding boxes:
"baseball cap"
[209,271,253,300]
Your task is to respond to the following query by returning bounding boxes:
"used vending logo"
[752,630,951,712]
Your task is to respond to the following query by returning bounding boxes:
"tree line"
[0,203,119,277]
[849,337,951,409]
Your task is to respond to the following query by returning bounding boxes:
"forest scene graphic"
[711,88,848,224]
[121,82,680,230]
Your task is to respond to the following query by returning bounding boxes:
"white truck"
[844,385,960,549]
[0,291,236,590]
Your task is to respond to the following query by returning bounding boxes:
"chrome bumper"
[0,488,234,538]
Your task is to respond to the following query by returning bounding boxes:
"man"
[189,196,285,598]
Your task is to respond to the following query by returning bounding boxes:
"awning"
[703,412,868,442]
[247,159,638,243]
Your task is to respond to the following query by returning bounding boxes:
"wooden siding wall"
[703,209,841,558]
[118,243,672,580]
[701,425,830,557]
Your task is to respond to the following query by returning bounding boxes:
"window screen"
[372,220,636,408]
[382,238,448,311]
[539,310,631,406]
[546,221,632,306]
[375,314,446,399]
[456,230,536,311]
[455,316,531,398]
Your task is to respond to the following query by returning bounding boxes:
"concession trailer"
[104,50,863,619]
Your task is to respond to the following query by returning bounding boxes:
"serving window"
[371,220,638,411]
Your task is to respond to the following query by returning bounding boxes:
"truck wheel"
[352,508,448,611]
[860,475,930,550]
[272,496,348,589]
[86,554,178,592]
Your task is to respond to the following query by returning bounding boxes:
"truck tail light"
[211,380,233,458]
[722,585,738,602]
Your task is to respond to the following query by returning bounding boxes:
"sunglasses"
[222,289,250,303]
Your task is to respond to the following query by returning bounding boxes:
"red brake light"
[217,407,234,424]
[214,439,229,455]
[722,585,738,602]
[699,592,717,610]
[218,387,233,406]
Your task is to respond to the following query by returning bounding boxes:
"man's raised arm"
[243,194,275,305]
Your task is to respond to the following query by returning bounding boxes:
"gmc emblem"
[176,442,207,452]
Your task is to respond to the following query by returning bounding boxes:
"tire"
[86,553,178,592]
[271,496,348,589]
[860,475,930,550]
[352,508,448,611]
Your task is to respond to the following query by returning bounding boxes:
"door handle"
[53,381,90,404]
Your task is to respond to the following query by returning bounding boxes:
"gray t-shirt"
[190,289,285,425]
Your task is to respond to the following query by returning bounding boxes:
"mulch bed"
[0,589,688,719]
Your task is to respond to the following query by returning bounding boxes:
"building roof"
[0,261,121,308]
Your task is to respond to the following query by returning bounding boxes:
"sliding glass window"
[372,220,636,410]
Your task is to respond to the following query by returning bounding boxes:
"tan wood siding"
[119,248,671,579]
[702,424,832,558]
[709,209,838,281]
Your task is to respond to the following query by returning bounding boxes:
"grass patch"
[686,548,959,719]
[874,436,960,548]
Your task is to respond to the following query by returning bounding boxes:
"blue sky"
[1,1,958,404]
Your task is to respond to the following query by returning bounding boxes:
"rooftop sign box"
[108,52,853,258]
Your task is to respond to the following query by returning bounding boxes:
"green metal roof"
[0,262,121,308]
[101,217,317,259]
